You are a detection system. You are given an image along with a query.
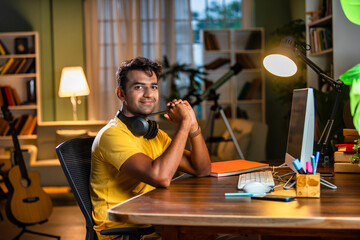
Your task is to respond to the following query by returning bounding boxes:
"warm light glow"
[263,54,297,77]
[59,66,90,97]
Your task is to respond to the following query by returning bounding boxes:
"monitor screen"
[285,88,315,172]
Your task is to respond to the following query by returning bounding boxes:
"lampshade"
[59,66,90,97]
[263,53,298,77]
[263,37,298,77]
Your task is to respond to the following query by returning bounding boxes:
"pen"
[311,155,316,175]
[315,151,320,173]
[225,192,266,197]
[306,161,313,174]
[292,158,306,174]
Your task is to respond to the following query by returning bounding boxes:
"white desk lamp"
[58,66,90,121]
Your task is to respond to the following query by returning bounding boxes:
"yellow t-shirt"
[90,117,171,239]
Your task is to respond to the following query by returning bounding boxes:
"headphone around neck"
[116,110,158,139]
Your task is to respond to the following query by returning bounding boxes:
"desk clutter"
[334,128,360,173]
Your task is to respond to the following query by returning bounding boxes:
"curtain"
[84,0,193,121]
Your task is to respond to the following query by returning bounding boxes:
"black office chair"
[56,137,154,240]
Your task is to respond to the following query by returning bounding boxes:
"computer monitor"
[285,88,315,172]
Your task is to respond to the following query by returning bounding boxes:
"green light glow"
[340,63,360,133]
[341,0,360,25]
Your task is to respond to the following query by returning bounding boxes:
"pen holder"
[296,173,320,198]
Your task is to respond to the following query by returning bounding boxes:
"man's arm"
[121,101,193,187]
[177,101,211,177]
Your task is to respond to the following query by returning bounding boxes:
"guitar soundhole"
[23,197,39,203]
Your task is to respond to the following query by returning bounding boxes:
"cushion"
[216,119,255,161]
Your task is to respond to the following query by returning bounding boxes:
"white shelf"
[0,31,40,143]
[0,53,36,59]
[201,28,265,123]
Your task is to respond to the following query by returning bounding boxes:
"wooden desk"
[108,173,360,239]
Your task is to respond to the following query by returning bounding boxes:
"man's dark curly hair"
[116,57,162,92]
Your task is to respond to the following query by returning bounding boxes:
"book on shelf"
[5,58,22,74]
[10,87,21,105]
[335,144,356,153]
[245,31,261,50]
[0,58,15,75]
[244,78,261,100]
[334,151,354,163]
[309,27,332,53]
[0,86,21,106]
[0,118,9,136]
[14,58,27,74]
[0,40,9,55]
[24,115,37,135]
[210,159,269,177]
[3,86,14,106]
[343,128,360,136]
[334,162,360,173]
[236,106,248,119]
[204,57,230,70]
[19,58,35,73]
[236,53,256,68]
[344,135,360,144]
[15,115,29,135]
[203,31,220,50]
[321,0,332,17]
[237,82,251,100]
[20,115,33,135]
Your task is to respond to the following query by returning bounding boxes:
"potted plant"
[159,55,208,105]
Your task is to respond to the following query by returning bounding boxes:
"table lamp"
[263,36,344,167]
[58,66,90,121]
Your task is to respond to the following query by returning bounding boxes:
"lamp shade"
[59,66,90,97]
[263,37,299,77]
[263,53,298,77]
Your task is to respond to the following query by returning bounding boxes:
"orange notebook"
[210,159,269,177]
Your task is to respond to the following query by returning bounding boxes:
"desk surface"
[108,172,360,238]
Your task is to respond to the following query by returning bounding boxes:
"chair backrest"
[56,137,97,240]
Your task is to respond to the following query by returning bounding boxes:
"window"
[190,0,242,67]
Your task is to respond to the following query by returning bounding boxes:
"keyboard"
[237,170,275,190]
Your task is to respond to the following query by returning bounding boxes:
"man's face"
[117,70,159,117]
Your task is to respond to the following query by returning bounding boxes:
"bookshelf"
[305,0,360,90]
[0,32,40,147]
[201,28,265,123]
[305,1,333,91]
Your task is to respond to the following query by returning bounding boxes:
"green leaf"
[339,63,360,85]
[340,63,360,133]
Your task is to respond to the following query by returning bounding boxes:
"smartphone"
[251,195,296,202]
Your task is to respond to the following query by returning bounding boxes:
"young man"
[90,57,211,239]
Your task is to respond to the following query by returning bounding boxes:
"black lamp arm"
[293,45,344,166]
[294,46,344,91]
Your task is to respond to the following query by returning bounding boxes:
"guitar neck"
[1,106,29,181]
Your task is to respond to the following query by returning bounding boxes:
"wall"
[0,0,86,121]
[253,0,305,160]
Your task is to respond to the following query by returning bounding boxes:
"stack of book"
[0,86,21,106]
[0,58,35,75]
[309,27,332,53]
[334,128,360,173]
[0,114,37,136]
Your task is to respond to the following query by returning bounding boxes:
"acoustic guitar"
[1,106,53,225]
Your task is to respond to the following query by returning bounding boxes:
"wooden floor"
[0,187,86,240]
